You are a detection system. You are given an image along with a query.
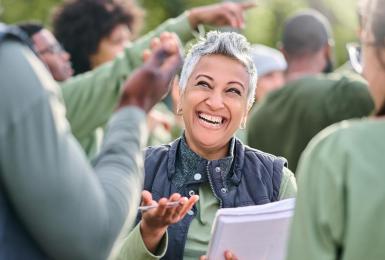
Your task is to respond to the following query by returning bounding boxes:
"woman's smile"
[196,111,227,129]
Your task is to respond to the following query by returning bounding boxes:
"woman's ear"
[240,112,248,130]
[171,75,183,115]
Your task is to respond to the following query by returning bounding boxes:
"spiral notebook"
[207,198,295,260]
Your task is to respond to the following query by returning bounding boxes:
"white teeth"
[198,113,223,124]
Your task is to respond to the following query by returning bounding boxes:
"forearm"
[1,103,147,260]
[1,47,148,259]
[117,223,168,260]
[126,13,193,69]
[278,167,297,200]
[62,13,193,145]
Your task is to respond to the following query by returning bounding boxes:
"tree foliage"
[1,0,359,65]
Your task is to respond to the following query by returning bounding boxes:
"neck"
[285,54,326,82]
[183,135,230,161]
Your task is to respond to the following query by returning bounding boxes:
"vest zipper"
[206,161,223,208]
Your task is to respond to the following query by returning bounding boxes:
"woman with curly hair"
[52,0,143,75]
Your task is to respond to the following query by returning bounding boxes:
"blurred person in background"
[0,24,186,260]
[118,31,297,260]
[251,44,287,102]
[286,0,385,258]
[235,44,287,143]
[247,9,374,173]
[19,1,255,158]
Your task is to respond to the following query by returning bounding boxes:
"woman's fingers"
[179,195,199,217]
[224,250,238,260]
[141,190,153,205]
[155,197,169,217]
[162,193,182,220]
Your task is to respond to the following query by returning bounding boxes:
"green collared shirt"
[287,118,385,260]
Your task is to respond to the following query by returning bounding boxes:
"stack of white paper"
[207,198,295,260]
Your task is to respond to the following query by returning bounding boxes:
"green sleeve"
[0,41,148,260]
[278,167,297,200]
[61,13,194,151]
[286,127,345,260]
[117,223,168,260]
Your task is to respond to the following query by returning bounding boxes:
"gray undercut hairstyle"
[179,31,258,108]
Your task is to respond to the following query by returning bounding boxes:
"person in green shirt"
[247,10,374,173]
[0,27,183,259]
[118,31,297,260]
[286,0,385,259]
[19,1,256,158]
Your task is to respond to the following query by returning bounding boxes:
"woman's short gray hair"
[179,31,257,108]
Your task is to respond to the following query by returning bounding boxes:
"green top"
[118,136,297,260]
[0,40,148,259]
[60,13,194,158]
[287,118,385,260]
[247,73,374,173]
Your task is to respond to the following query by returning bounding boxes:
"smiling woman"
[180,54,250,160]
[118,31,297,260]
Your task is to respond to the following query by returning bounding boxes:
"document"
[207,198,295,260]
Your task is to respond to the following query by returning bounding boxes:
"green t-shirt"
[287,118,385,260]
[247,73,374,173]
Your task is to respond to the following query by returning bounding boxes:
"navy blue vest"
[137,137,286,260]
[0,23,48,259]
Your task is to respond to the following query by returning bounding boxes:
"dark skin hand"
[117,33,182,112]
[187,1,257,29]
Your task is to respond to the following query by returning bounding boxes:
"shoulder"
[145,143,172,159]
[301,119,376,165]
[145,138,180,164]
[237,139,287,170]
[244,144,287,164]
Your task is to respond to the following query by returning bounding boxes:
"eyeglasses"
[37,43,65,55]
[346,42,362,74]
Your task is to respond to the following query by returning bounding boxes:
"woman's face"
[89,24,131,69]
[180,54,249,160]
[361,28,385,112]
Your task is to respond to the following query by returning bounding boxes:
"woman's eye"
[227,88,242,96]
[196,81,210,88]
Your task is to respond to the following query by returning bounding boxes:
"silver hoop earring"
[240,120,246,130]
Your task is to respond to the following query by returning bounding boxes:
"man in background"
[247,9,373,172]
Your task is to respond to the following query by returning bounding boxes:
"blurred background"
[0,0,359,66]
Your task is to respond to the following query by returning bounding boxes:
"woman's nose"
[206,92,225,109]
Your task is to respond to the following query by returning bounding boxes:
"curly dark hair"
[52,0,143,75]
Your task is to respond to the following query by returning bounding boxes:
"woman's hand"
[200,251,238,260]
[140,190,199,253]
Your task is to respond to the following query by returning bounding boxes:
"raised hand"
[139,190,199,253]
[118,33,182,112]
[188,1,257,29]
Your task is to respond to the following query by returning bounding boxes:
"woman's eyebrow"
[228,81,245,91]
[195,74,213,81]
